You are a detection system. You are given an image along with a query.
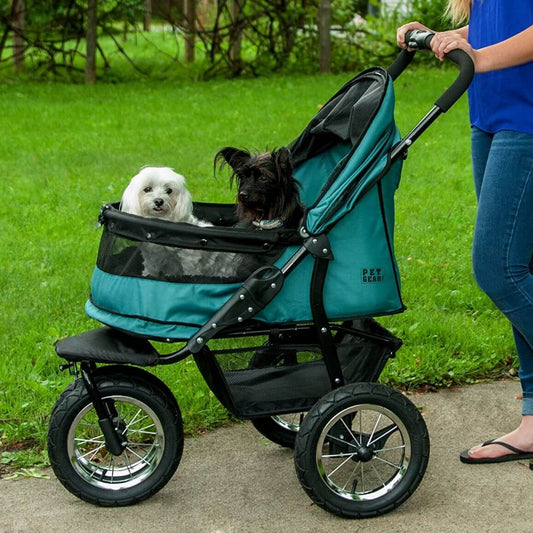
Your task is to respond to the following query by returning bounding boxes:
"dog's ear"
[171,184,194,223]
[215,147,251,172]
[120,176,142,215]
[274,147,294,179]
[272,148,302,225]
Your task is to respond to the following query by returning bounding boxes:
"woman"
[397,0,533,464]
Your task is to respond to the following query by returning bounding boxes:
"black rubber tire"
[48,366,184,506]
[294,382,429,518]
[251,413,305,448]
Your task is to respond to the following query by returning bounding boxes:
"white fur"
[120,167,241,279]
[120,167,210,226]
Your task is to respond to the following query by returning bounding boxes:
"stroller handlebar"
[388,29,475,113]
[436,48,474,112]
[388,29,475,161]
[405,29,475,113]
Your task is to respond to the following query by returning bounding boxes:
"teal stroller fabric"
[86,67,404,340]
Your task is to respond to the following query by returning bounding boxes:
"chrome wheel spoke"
[340,416,361,447]
[368,413,383,444]
[374,444,406,453]
[75,436,105,446]
[327,433,358,449]
[126,446,153,467]
[128,426,157,437]
[342,461,361,491]
[327,454,357,478]
[372,454,402,470]
[125,408,144,430]
[369,460,387,488]
[368,424,399,447]
[322,452,357,459]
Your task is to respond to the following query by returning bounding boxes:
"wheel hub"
[355,445,374,462]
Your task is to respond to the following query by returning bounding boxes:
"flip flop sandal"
[460,439,533,465]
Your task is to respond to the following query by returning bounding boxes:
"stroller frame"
[48,33,474,518]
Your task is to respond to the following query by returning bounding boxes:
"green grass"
[0,67,517,468]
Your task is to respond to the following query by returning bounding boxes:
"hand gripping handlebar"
[387,29,475,162]
[388,29,475,113]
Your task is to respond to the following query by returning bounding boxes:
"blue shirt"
[468,0,533,134]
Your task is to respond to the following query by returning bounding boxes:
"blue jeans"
[471,127,533,415]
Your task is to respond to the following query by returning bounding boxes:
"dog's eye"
[257,175,268,183]
[166,188,173,195]
[144,186,152,193]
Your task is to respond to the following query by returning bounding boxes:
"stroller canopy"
[290,68,398,235]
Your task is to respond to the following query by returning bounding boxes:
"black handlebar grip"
[403,29,475,112]
[435,48,475,112]
[387,49,415,81]
[405,29,434,50]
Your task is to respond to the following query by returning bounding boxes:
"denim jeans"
[471,127,533,415]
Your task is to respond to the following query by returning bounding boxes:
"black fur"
[215,147,304,229]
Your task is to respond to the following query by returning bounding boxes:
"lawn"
[0,65,517,469]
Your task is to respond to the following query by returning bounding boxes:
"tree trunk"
[144,0,152,31]
[185,0,196,62]
[318,0,331,73]
[12,0,25,72]
[85,0,97,84]
[196,0,210,28]
[229,0,242,66]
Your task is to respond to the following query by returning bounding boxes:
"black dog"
[215,147,304,229]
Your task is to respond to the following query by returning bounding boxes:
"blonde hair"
[445,0,471,25]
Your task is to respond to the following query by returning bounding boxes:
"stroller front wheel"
[48,367,183,506]
[294,382,429,518]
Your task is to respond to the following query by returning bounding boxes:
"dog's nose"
[238,191,249,201]
[154,198,164,207]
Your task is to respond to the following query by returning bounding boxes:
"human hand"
[430,31,475,62]
[396,21,432,50]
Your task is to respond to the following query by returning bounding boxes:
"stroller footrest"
[55,327,160,366]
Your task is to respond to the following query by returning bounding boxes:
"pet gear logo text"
[361,268,384,284]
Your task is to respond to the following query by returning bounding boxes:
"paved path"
[1,380,532,533]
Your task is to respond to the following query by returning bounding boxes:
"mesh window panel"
[96,229,283,284]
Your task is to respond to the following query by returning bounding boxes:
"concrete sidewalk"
[1,380,532,533]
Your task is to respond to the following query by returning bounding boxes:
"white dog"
[120,167,241,280]
[120,166,209,225]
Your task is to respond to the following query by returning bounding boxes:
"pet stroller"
[48,32,473,518]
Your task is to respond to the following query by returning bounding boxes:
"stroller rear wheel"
[294,382,429,518]
[48,366,183,506]
[251,412,306,448]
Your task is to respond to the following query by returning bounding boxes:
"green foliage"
[406,0,450,31]
[1,449,49,474]
[4,0,84,38]
[0,0,458,80]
